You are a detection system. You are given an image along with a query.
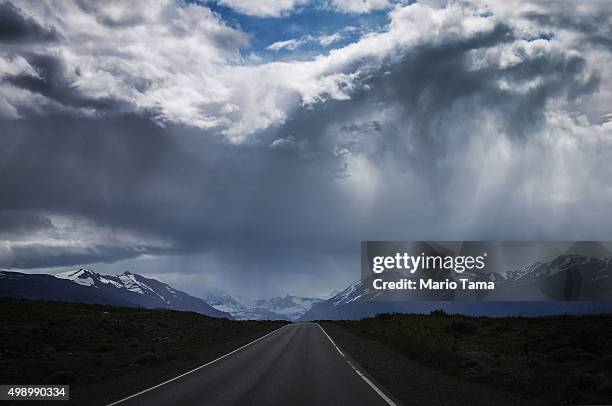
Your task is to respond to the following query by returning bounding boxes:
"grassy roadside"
[324,312,612,406]
[0,298,288,405]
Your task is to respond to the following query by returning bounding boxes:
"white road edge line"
[316,322,344,356]
[317,323,397,406]
[106,324,288,406]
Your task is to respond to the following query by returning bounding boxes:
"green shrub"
[449,320,478,335]
[429,309,448,317]
[133,352,161,365]
[598,354,612,370]
[571,372,602,392]
[49,370,76,384]
[599,382,612,395]
[91,343,115,353]
[461,358,486,374]
[547,347,592,362]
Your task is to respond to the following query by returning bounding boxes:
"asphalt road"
[108,323,393,406]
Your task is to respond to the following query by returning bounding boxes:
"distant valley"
[204,289,322,321]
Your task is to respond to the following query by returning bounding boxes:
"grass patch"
[331,311,612,405]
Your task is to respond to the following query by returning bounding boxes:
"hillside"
[0,270,231,319]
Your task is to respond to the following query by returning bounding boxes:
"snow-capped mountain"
[203,289,284,320]
[505,255,611,282]
[0,270,136,307]
[505,263,541,282]
[0,269,230,318]
[204,290,322,320]
[496,254,612,300]
[300,253,612,320]
[252,295,322,320]
[300,273,463,321]
[327,280,362,307]
[52,269,231,318]
[203,289,247,315]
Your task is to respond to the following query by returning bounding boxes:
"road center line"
[316,323,397,406]
[106,324,288,406]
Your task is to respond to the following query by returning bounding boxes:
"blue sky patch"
[193,1,394,61]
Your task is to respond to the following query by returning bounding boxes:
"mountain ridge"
[204,290,322,320]
[301,253,612,320]
[0,269,231,319]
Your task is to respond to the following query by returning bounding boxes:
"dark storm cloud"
[267,19,599,174]
[372,22,598,141]
[5,53,130,113]
[1,0,611,298]
[0,211,52,236]
[0,114,177,221]
[0,112,359,269]
[8,244,170,269]
[274,24,517,153]
[0,1,59,43]
[524,9,612,51]
[235,12,610,262]
[340,121,382,134]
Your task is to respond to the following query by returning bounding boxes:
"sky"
[0,0,611,299]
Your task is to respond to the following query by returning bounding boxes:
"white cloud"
[213,2,506,139]
[267,28,353,52]
[3,0,611,145]
[267,37,313,51]
[268,134,311,153]
[329,0,391,14]
[0,53,38,77]
[0,213,170,268]
[3,0,249,127]
[318,32,344,47]
[216,0,308,17]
